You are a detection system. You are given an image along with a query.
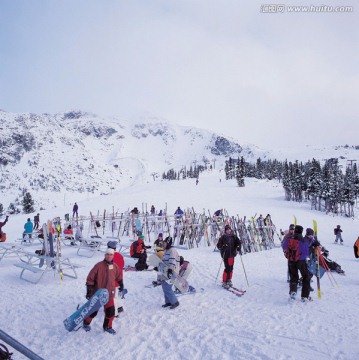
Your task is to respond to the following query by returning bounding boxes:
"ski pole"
[238,252,249,287]
[215,258,223,284]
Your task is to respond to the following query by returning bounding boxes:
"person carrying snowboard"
[83,248,122,335]
[216,224,241,289]
[160,236,180,309]
[107,241,125,315]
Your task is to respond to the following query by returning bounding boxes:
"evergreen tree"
[0,203,3,216]
[22,191,35,213]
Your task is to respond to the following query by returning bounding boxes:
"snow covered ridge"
[0,110,244,206]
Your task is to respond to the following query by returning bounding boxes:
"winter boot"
[83,323,91,332]
[290,292,296,301]
[162,303,171,308]
[170,302,179,309]
[301,296,313,303]
[103,327,116,335]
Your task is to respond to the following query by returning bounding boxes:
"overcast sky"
[0,0,358,149]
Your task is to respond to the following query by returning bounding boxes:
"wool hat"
[224,225,231,231]
[294,225,303,234]
[105,248,114,255]
[107,241,117,250]
[306,228,314,236]
[289,224,295,231]
[158,233,163,238]
[139,235,144,240]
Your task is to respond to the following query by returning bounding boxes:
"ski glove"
[167,269,173,279]
[86,285,94,300]
[118,279,123,295]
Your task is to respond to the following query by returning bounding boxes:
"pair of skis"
[221,285,246,297]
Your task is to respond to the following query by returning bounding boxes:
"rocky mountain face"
[0,110,245,207]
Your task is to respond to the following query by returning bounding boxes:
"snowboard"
[147,254,189,294]
[63,288,109,332]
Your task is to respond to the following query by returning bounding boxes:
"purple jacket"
[282,233,310,261]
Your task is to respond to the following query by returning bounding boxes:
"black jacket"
[217,233,241,259]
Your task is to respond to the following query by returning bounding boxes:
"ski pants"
[84,298,115,329]
[288,260,311,298]
[222,257,234,283]
[335,233,343,243]
[162,280,178,305]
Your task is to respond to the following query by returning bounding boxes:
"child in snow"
[334,225,343,244]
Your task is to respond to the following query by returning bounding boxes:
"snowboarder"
[83,248,122,335]
[159,236,180,309]
[216,224,241,289]
[72,203,78,218]
[334,225,343,244]
[33,213,40,230]
[23,218,33,240]
[107,241,125,315]
[282,225,312,302]
[130,235,150,271]
[0,215,9,241]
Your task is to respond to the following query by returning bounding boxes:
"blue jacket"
[24,220,33,234]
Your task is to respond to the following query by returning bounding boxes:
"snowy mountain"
[0,110,245,208]
[1,109,359,210]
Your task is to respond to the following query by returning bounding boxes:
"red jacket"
[86,260,121,299]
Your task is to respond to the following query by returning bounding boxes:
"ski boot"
[226,279,233,287]
[222,282,230,290]
[289,292,296,301]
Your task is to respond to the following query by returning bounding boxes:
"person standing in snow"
[281,224,295,282]
[216,224,241,289]
[334,225,343,244]
[83,248,122,335]
[33,213,40,230]
[72,202,78,218]
[282,225,312,302]
[159,236,180,309]
[107,241,125,315]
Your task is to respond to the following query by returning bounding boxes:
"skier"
[160,236,180,309]
[72,202,78,218]
[281,224,295,282]
[83,248,122,335]
[282,225,312,302]
[130,235,150,271]
[334,225,343,244]
[150,205,155,215]
[107,241,125,315]
[152,233,165,286]
[196,179,199,185]
[33,213,40,230]
[216,224,241,289]
[23,218,33,240]
[0,215,9,241]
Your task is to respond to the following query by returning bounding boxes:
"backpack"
[130,241,138,257]
[285,238,300,261]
